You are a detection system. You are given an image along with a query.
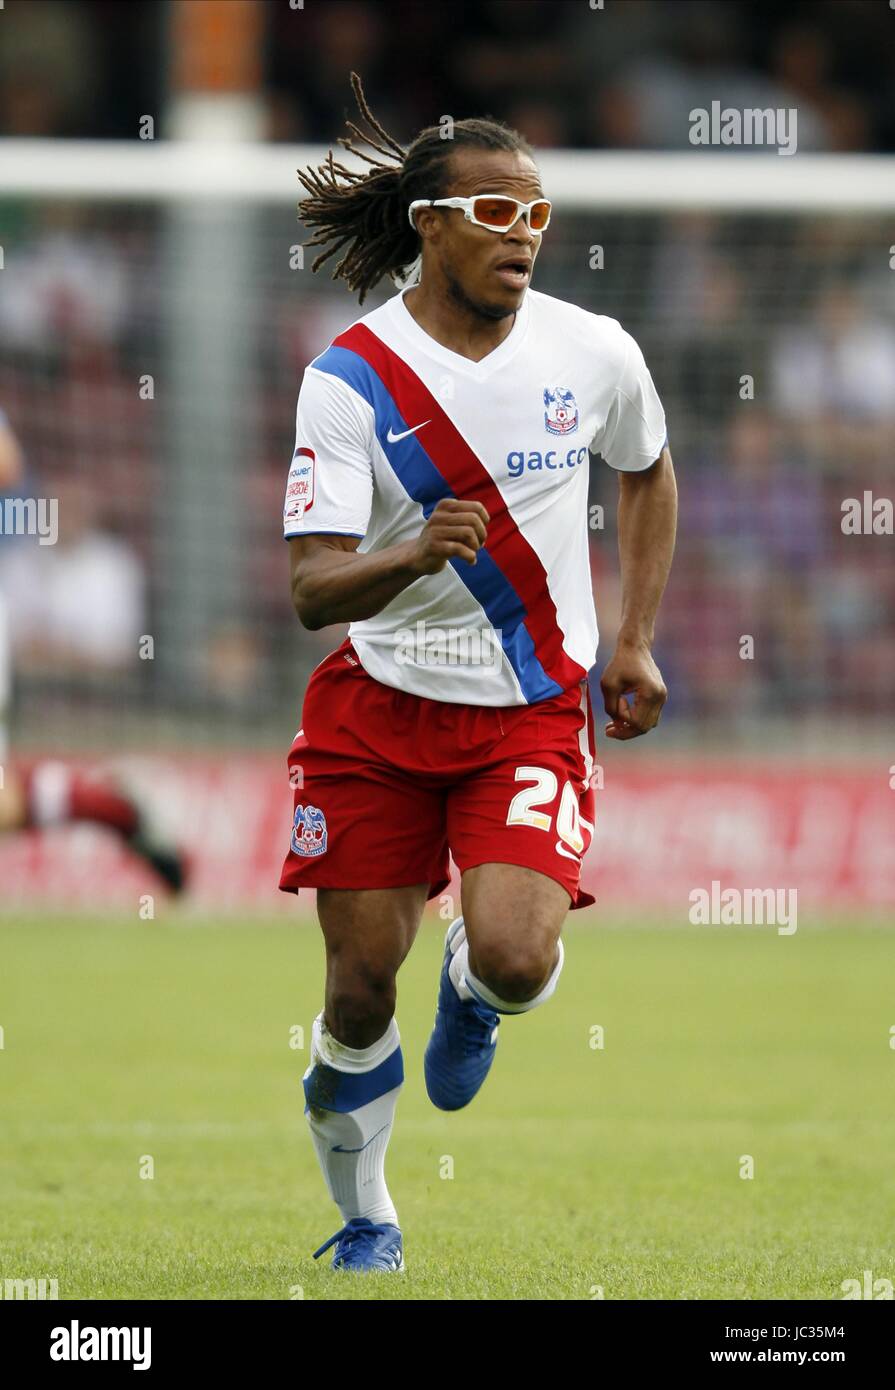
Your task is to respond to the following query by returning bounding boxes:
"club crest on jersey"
[543,386,579,436]
[284,446,315,526]
[291,803,328,857]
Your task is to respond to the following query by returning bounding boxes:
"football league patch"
[291,802,328,857]
[284,447,315,527]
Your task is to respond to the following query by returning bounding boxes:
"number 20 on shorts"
[506,766,586,857]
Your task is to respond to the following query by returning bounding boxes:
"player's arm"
[600,444,677,740]
[290,498,489,630]
[0,414,24,489]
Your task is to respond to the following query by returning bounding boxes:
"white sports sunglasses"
[407,193,552,234]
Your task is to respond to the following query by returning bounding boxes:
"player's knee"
[471,937,556,1004]
[327,963,397,1046]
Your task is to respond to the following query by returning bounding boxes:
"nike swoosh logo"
[386,420,430,443]
[331,1122,390,1154]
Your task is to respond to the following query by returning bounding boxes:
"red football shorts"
[279,640,597,909]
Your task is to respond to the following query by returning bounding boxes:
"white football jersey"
[283,287,667,705]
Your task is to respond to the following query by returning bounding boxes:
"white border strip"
[0,141,893,211]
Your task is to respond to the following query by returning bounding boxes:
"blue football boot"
[424,918,500,1111]
[313,1217,404,1272]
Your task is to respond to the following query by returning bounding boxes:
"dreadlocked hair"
[297,72,533,304]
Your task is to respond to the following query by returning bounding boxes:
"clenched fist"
[600,640,668,740]
[409,498,490,574]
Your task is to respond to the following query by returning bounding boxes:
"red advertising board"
[0,756,891,911]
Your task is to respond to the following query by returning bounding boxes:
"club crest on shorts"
[543,386,579,435]
[291,802,328,857]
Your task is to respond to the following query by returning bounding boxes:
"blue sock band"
[303,1047,404,1114]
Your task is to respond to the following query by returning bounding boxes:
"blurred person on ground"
[0,413,186,893]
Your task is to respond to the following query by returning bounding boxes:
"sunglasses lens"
[472,197,519,228]
[529,201,551,230]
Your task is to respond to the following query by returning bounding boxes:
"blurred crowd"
[0,198,892,741]
[0,0,893,153]
[265,0,895,154]
[0,0,892,745]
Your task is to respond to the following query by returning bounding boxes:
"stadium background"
[0,0,893,1304]
[0,0,892,908]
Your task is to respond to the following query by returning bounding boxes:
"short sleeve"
[283,366,374,539]
[592,330,667,472]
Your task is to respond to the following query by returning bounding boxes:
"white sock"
[458,928,564,1017]
[27,761,71,828]
[447,918,474,1001]
[303,1012,402,1228]
[447,916,565,1013]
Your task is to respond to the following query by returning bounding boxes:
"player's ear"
[412,207,439,242]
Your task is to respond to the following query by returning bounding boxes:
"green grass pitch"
[2,910,893,1300]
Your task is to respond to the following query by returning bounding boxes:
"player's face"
[432,149,545,322]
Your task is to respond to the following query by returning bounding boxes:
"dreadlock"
[297,72,533,304]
